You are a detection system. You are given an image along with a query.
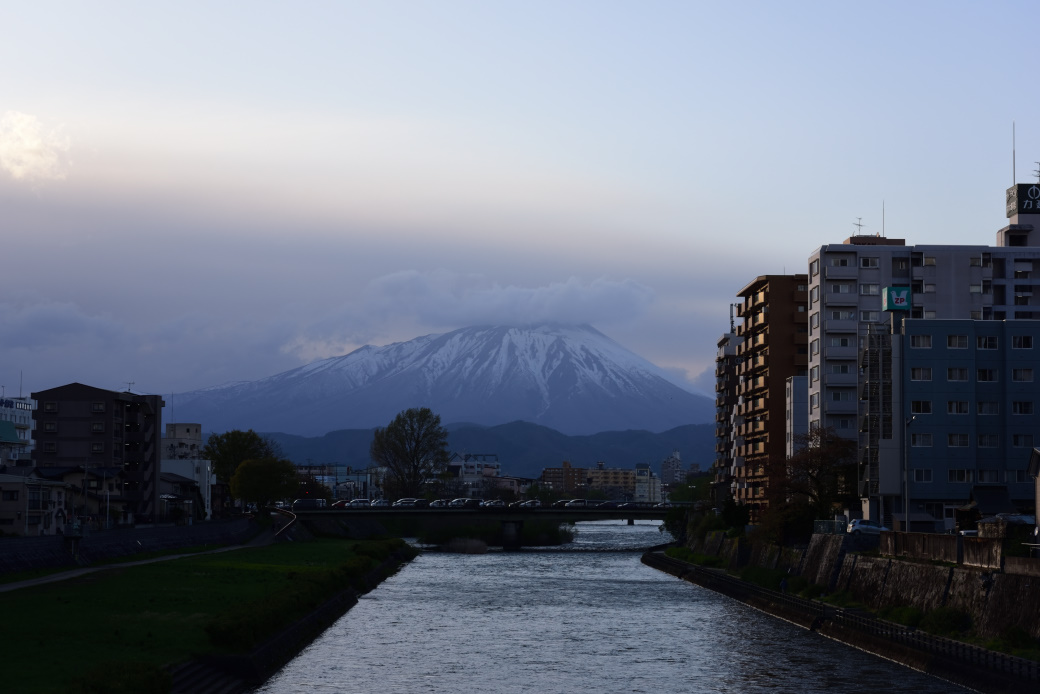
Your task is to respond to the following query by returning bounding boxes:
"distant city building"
[160,423,215,520]
[447,453,501,497]
[634,463,661,503]
[32,383,164,523]
[712,329,742,508]
[660,450,683,485]
[0,396,34,464]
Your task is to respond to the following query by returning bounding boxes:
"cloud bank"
[0,111,70,181]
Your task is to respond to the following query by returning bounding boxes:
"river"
[255,521,973,693]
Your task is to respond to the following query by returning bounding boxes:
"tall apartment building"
[32,383,164,522]
[712,330,742,508]
[160,423,216,520]
[723,275,808,519]
[0,396,34,464]
[807,183,1040,522]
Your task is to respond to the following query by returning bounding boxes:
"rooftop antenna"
[1034,161,1040,183]
[1013,121,1016,186]
[853,217,865,234]
[125,380,135,393]
[882,201,886,237]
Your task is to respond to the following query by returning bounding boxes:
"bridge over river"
[291,505,677,548]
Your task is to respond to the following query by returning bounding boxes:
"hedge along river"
[255,521,973,694]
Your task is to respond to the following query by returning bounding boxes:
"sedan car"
[369,499,390,508]
[847,519,889,535]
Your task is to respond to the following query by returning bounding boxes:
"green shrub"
[919,607,971,636]
[800,582,825,599]
[878,605,923,628]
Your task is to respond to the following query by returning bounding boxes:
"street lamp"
[904,415,916,533]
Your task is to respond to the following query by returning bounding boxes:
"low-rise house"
[0,468,68,536]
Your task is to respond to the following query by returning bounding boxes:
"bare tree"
[370,407,450,498]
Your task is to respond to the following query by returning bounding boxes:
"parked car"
[483,499,506,508]
[429,499,451,508]
[369,499,390,508]
[449,498,469,508]
[522,499,542,508]
[565,499,587,508]
[847,519,889,535]
[393,498,419,507]
[552,499,572,508]
[596,501,619,509]
[292,498,327,511]
[347,498,371,508]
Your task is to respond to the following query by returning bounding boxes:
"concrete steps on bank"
[168,661,250,694]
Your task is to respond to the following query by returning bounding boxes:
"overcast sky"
[3,1,1039,402]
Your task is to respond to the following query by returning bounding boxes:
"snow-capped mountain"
[169,324,714,436]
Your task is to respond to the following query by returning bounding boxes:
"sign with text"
[883,286,911,311]
[1006,184,1040,217]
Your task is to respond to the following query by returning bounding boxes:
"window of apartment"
[810,260,820,277]
[91,402,105,413]
[969,256,982,267]
[977,369,998,382]
[831,391,853,401]
[1011,470,1030,483]
[969,284,983,294]
[911,367,932,381]
[1013,368,1034,382]
[911,307,924,319]
[893,258,909,271]
[978,470,1001,484]
[829,257,851,267]
[978,401,999,415]
[860,310,880,322]
[837,418,852,429]
[978,434,999,448]
[911,433,932,447]
[924,310,937,319]
[43,442,56,452]
[1,490,18,501]
[830,363,850,374]
[830,283,852,293]
[810,339,819,356]
[810,312,820,329]
[90,443,104,454]
[810,286,821,304]
[910,400,932,414]
[43,402,57,413]
[829,336,852,347]
[977,336,998,350]
[910,334,932,348]
[44,422,57,432]
[809,393,820,410]
[948,469,972,483]
[831,310,854,319]
[947,401,969,415]
[923,256,936,266]
[810,366,820,383]
[1013,434,1034,448]
[861,257,879,268]
[860,283,880,295]
[1012,335,1034,349]
[913,469,932,483]
[1012,401,1034,415]
[947,367,968,381]
[91,422,104,433]
[924,284,936,293]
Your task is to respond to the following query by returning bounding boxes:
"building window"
[810,339,819,356]
[860,310,879,322]
[44,422,57,432]
[809,393,820,410]
[923,256,936,266]
[911,367,932,381]
[830,283,852,293]
[969,284,983,294]
[810,366,820,383]
[830,363,850,374]
[969,256,982,267]
[861,257,879,268]
[43,442,56,452]
[831,310,854,319]
[925,310,937,319]
[978,401,999,415]
[1012,335,1034,349]
[810,286,820,304]
[947,401,969,415]
[913,469,932,483]
[947,335,968,349]
[810,312,820,329]
[830,257,851,267]
[43,402,57,413]
[91,402,105,413]
[1012,368,1034,382]
[1011,470,1029,483]
[91,422,104,433]
[947,368,968,381]
[948,469,972,483]
[977,470,1001,484]
[910,400,932,414]
[829,337,852,347]
[1012,401,1034,415]
[910,335,932,348]
[977,434,999,448]
[976,336,998,350]
[91,443,104,454]
[1,490,18,501]
[910,433,932,447]
[1013,434,1034,448]
[860,283,879,295]
[831,391,853,402]
[977,369,997,382]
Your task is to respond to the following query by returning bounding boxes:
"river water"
[256,521,973,694]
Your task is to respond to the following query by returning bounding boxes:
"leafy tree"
[296,478,332,501]
[776,427,858,518]
[204,430,282,486]
[370,407,450,498]
[230,457,298,509]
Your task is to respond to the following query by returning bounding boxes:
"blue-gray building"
[881,319,1039,530]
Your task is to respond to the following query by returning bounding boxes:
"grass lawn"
[1,538,410,694]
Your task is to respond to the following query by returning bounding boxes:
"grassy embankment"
[1,537,416,694]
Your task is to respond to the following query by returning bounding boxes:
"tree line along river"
[255,521,973,694]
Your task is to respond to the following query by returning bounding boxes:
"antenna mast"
[853,217,865,234]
